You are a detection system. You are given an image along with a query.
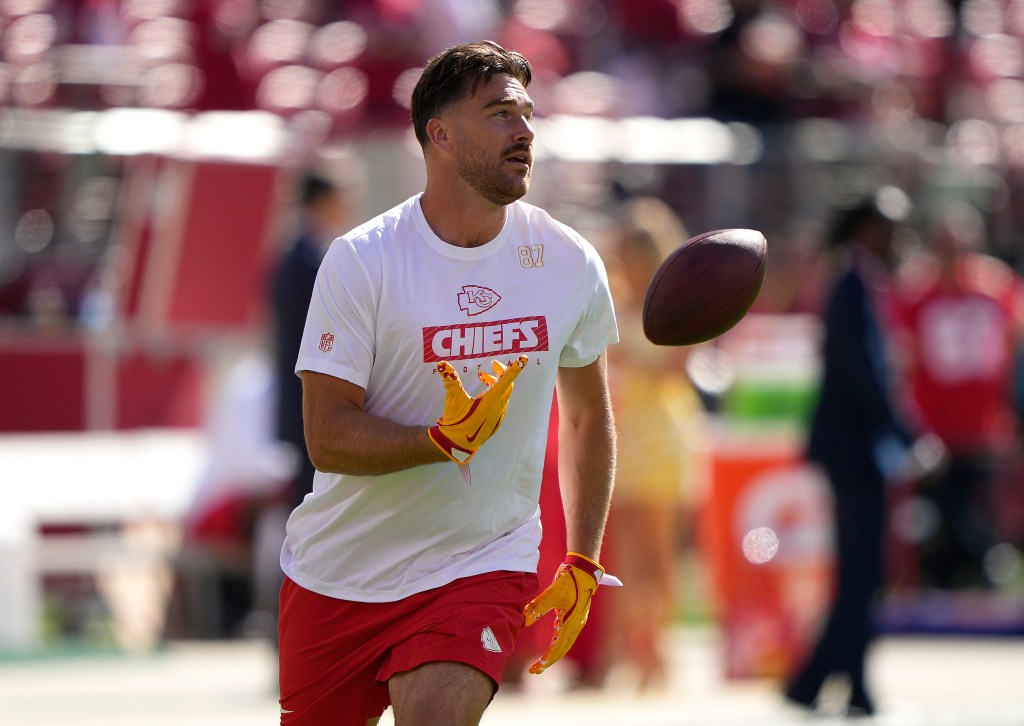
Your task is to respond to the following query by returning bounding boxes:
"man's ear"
[426,117,451,154]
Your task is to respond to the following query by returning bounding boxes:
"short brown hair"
[410,40,532,149]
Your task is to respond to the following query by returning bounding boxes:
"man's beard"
[455,147,531,206]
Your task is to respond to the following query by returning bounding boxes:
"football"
[642,228,767,346]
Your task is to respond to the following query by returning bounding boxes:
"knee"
[389,662,493,726]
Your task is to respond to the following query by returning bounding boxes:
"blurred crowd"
[5,0,1024,323]
[3,0,1024,128]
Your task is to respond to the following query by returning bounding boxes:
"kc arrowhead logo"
[480,626,502,653]
[458,285,501,316]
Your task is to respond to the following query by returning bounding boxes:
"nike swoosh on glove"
[523,552,604,674]
[428,355,528,464]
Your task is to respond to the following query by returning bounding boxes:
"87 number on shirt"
[518,245,544,269]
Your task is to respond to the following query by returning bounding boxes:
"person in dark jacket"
[272,174,350,509]
[784,188,943,717]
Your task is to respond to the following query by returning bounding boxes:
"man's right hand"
[428,355,528,464]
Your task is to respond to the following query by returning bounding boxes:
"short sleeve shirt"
[281,195,617,602]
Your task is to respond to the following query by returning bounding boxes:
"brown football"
[642,228,767,346]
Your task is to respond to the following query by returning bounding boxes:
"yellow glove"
[428,355,528,464]
[523,552,604,675]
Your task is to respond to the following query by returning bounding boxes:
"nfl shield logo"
[319,332,335,352]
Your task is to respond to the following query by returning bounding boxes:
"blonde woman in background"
[599,196,706,691]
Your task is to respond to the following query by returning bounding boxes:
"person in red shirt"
[894,204,1024,589]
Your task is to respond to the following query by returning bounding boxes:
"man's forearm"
[305,401,448,476]
[558,403,616,561]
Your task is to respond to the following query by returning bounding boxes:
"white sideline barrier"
[0,429,207,650]
[0,508,36,649]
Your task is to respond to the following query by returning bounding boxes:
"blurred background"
[2,0,1024,724]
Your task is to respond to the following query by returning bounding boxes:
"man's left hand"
[523,552,604,675]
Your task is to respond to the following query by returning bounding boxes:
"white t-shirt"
[281,194,617,602]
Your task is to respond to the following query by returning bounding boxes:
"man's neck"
[419,185,508,248]
[302,216,336,254]
[850,241,891,289]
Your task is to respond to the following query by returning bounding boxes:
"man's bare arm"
[555,353,616,561]
[301,370,448,476]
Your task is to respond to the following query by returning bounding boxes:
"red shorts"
[278,570,539,725]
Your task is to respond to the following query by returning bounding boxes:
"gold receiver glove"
[523,552,605,675]
[428,355,528,465]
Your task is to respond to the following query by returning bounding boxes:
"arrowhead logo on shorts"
[480,626,502,653]
[458,285,501,316]
[319,332,335,353]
